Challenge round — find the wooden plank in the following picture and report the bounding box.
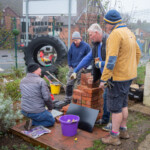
[11,121,109,150]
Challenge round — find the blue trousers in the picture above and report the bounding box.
[21,110,55,127]
[102,88,110,122]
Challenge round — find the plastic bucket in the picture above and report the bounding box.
[50,82,61,94]
[59,115,80,137]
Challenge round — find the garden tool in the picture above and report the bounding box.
[46,71,66,91]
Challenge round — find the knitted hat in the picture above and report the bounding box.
[104,10,122,25]
[72,31,81,39]
[27,63,40,73]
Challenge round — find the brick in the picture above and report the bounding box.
[82,104,91,108]
[83,87,101,94]
[72,93,82,100]
[72,98,82,104]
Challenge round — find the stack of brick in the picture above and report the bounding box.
[72,73,104,120]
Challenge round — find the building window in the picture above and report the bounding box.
[32,22,34,26]
[48,22,52,26]
[48,28,51,32]
[38,21,40,26]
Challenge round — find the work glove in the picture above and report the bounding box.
[94,57,101,68]
[70,72,77,80]
[95,61,102,68]
[104,80,114,89]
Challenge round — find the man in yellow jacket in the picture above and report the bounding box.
[100,10,141,145]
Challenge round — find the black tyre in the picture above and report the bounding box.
[24,35,67,74]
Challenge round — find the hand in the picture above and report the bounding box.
[70,72,77,80]
[95,61,101,68]
[99,82,105,91]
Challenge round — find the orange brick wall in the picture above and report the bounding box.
[72,73,103,120]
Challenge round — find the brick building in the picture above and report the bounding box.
[0,0,105,48]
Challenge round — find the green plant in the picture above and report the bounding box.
[86,140,106,150]
[0,93,23,132]
[11,67,25,79]
[0,146,9,150]
[135,65,146,84]
[57,65,69,84]
[4,79,21,101]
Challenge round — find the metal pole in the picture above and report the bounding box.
[68,0,71,50]
[14,17,18,69]
[52,16,55,36]
[26,0,29,46]
[85,0,88,41]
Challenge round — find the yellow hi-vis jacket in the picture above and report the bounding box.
[101,24,141,82]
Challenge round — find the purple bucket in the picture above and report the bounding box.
[59,115,80,137]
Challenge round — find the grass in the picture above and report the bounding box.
[138,130,150,143]
[86,140,106,150]
[136,65,146,84]
[127,112,149,129]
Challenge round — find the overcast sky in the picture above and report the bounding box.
[107,0,150,22]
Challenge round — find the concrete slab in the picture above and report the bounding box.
[129,104,150,115]
[11,121,109,150]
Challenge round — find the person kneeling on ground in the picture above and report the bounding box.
[20,63,55,131]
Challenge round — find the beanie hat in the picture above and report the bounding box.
[104,10,122,25]
[72,31,81,39]
[27,63,40,73]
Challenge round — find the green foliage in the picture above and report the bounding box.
[0,67,25,80]
[0,67,25,101]
[12,29,20,36]
[135,65,146,84]
[0,27,14,49]
[57,65,69,84]
[0,93,23,132]
[11,67,25,79]
[4,79,21,101]
[86,140,106,150]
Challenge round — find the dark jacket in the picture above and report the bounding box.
[92,32,108,82]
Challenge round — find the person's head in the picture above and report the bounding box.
[88,23,103,43]
[27,63,41,76]
[72,31,82,47]
[104,9,122,33]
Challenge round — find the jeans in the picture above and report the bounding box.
[21,110,55,127]
[102,88,110,123]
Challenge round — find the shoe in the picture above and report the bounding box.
[120,130,130,139]
[102,123,112,132]
[101,134,121,146]
[24,119,32,131]
[95,119,108,125]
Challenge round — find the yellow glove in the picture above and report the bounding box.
[70,72,77,80]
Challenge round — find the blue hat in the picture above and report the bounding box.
[104,10,122,25]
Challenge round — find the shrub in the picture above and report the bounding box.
[57,65,69,84]
[4,79,21,101]
[0,93,23,132]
